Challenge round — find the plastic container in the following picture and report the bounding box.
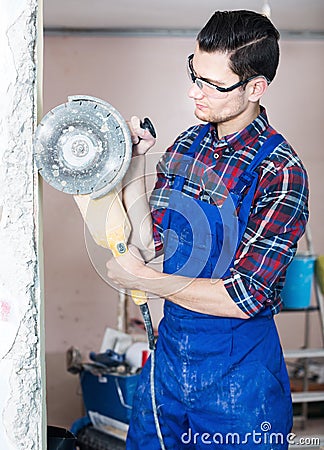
[47,426,76,450]
[315,255,324,295]
[125,342,149,370]
[281,255,315,309]
[80,371,139,424]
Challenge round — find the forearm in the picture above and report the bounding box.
[135,265,249,319]
[122,155,155,260]
[106,244,248,318]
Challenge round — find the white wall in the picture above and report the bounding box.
[0,0,45,448]
[43,34,324,427]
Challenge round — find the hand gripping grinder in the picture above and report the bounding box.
[34,95,156,349]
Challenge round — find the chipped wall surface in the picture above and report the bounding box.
[0,0,44,449]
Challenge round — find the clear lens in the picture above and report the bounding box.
[187,56,229,98]
[195,79,229,98]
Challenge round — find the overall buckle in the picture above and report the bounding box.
[231,172,255,197]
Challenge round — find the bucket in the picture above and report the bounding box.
[80,370,139,424]
[315,255,324,295]
[281,255,315,309]
[47,426,76,450]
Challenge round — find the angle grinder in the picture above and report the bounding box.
[34,95,156,349]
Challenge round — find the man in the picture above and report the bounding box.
[107,10,309,449]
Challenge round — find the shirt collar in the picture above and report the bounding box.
[210,106,269,153]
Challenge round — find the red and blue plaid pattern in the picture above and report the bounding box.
[149,108,309,316]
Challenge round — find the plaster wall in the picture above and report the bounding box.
[0,0,44,448]
[43,35,324,428]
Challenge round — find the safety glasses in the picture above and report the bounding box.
[187,54,269,97]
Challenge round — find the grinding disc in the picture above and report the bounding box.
[34,95,132,198]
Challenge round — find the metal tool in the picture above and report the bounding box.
[34,95,156,350]
[35,95,143,198]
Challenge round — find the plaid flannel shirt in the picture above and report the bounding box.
[149,108,309,316]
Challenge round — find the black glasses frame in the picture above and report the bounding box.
[187,54,268,93]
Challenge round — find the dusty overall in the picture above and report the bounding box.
[126,125,293,449]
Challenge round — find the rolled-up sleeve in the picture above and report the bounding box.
[149,153,172,253]
[223,162,309,317]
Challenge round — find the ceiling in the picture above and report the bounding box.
[44,0,324,35]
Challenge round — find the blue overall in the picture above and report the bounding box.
[127,125,293,449]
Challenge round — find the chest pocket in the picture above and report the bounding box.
[162,188,239,279]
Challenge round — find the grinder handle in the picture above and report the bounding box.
[108,228,148,307]
[109,235,155,349]
[140,117,157,138]
[130,289,148,306]
[107,225,147,306]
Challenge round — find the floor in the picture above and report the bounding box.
[290,417,324,449]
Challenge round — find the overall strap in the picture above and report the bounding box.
[231,133,285,248]
[247,134,284,173]
[173,123,211,191]
[230,134,285,199]
[185,123,211,157]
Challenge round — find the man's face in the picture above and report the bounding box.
[188,46,251,126]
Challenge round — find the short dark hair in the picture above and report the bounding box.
[197,10,280,83]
